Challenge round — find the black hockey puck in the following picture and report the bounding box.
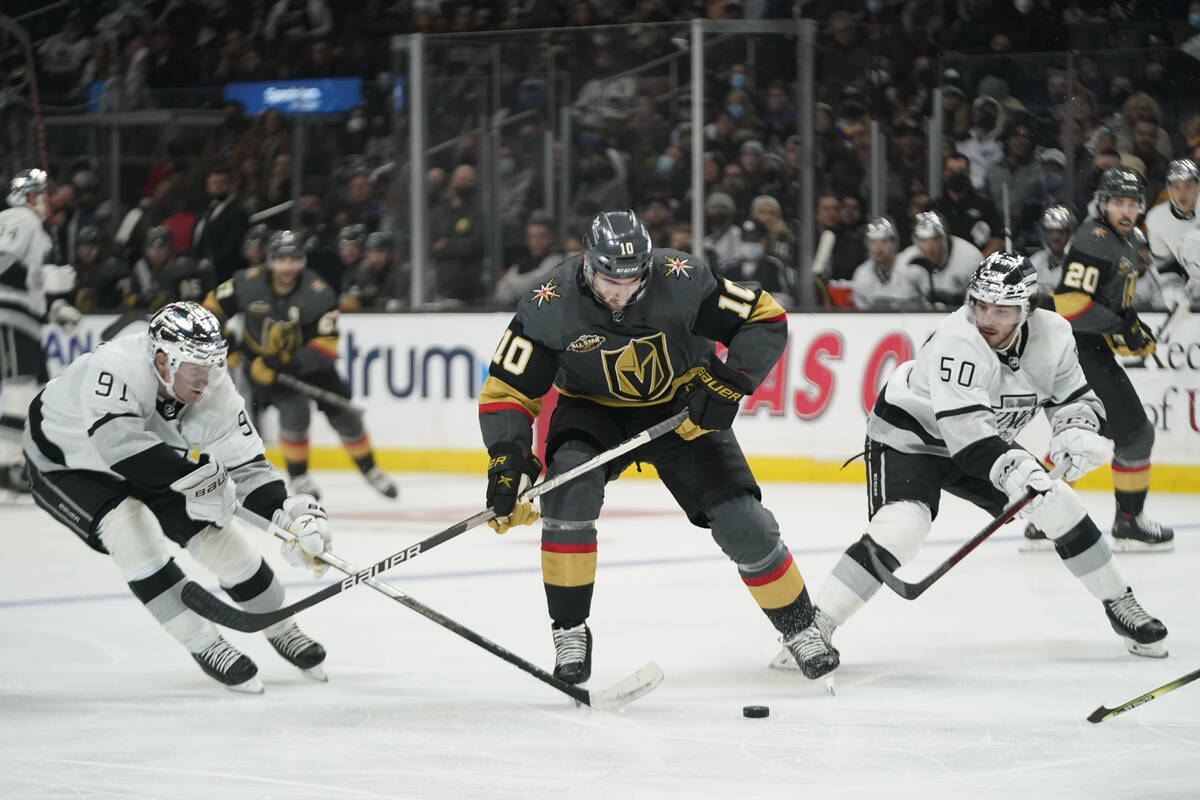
[742,705,769,718]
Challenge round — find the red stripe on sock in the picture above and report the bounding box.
[742,553,794,587]
[541,542,598,554]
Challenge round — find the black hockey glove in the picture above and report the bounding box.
[485,442,542,534]
[1106,307,1156,357]
[674,360,750,441]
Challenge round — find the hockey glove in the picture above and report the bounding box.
[40,263,76,294]
[250,355,281,386]
[486,442,542,534]
[274,494,332,577]
[674,361,750,441]
[170,454,237,529]
[1106,307,1156,357]
[989,450,1055,517]
[1049,407,1112,482]
[48,299,82,335]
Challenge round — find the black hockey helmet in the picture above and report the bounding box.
[365,230,393,250]
[338,223,368,249]
[1097,168,1146,212]
[146,225,173,250]
[244,223,272,247]
[78,224,104,246]
[268,230,306,261]
[967,251,1038,324]
[582,210,654,307]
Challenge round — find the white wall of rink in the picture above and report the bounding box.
[43,310,1200,487]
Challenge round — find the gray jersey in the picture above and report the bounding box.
[866,306,1103,479]
[897,235,982,308]
[24,330,279,500]
[0,204,54,337]
[850,257,928,310]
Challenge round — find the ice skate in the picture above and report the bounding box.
[1104,587,1168,658]
[1111,511,1174,552]
[362,465,398,499]
[267,620,328,681]
[1017,522,1054,552]
[289,472,322,501]
[552,622,592,685]
[781,609,840,680]
[0,462,34,505]
[192,636,264,693]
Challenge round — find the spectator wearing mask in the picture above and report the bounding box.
[430,164,487,305]
[933,152,1004,256]
[750,194,797,270]
[720,219,794,308]
[493,215,564,308]
[851,217,927,311]
[958,95,1005,190]
[703,192,741,270]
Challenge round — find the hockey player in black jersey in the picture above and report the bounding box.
[478,209,815,685]
[203,230,397,501]
[126,226,217,309]
[788,253,1168,682]
[1031,168,1173,551]
[23,302,330,692]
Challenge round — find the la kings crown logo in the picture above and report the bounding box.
[601,332,674,402]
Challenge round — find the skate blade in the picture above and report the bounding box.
[1110,538,1175,553]
[768,648,800,672]
[1126,640,1169,659]
[823,674,836,696]
[226,676,266,694]
[1017,538,1055,553]
[301,665,329,682]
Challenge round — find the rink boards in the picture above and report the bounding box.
[43,310,1200,490]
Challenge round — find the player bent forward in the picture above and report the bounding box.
[479,210,815,684]
[787,253,1168,680]
[23,302,332,693]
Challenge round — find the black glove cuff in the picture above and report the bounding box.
[701,357,753,395]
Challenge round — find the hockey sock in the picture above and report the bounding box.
[1052,516,1126,600]
[817,538,895,626]
[221,558,285,615]
[280,435,309,477]
[1112,460,1150,516]
[542,519,597,626]
[740,550,812,637]
[341,434,375,472]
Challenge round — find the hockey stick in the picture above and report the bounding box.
[1141,266,1191,345]
[1087,666,1200,723]
[1001,182,1013,252]
[274,372,366,416]
[865,459,1070,600]
[202,509,664,708]
[181,410,689,632]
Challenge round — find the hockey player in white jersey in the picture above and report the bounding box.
[897,211,982,308]
[1144,159,1200,274]
[23,301,330,693]
[851,217,928,310]
[1028,204,1074,294]
[784,252,1168,681]
[0,169,81,497]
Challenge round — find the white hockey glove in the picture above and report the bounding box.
[274,494,332,577]
[989,450,1055,517]
[1049,408,1112,482]
[40,264,76,294]
[48,299,82,334]
[170,456,237,528]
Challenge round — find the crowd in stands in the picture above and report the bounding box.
[3,0,1200,313]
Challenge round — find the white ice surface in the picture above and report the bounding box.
[2,474,1198,800]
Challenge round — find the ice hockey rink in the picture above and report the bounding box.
[2,472,1197,800]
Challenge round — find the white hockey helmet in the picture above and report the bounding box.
[864,216,898,242]
[912,210,947,244]
[7,168,49,208]
[967,251,1039,324]
[148,301,228,399]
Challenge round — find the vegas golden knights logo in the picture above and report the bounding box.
[601,332,674,402]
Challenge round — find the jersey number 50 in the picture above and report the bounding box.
[1063,262,1100,293]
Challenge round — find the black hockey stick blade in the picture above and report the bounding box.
[1087,667,1200,724]
[865,460,1069,600]
[181,411,690,633]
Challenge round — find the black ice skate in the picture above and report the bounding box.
[552,622,592,685]
[267,621,328,681]
[1104,587,1168,658]
[1018,522,1054,552]
[782,609,840,680]
[1111,511,1174,552]
[0,462,33,504]
[362,465,398,499]
[192,636,263,694]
